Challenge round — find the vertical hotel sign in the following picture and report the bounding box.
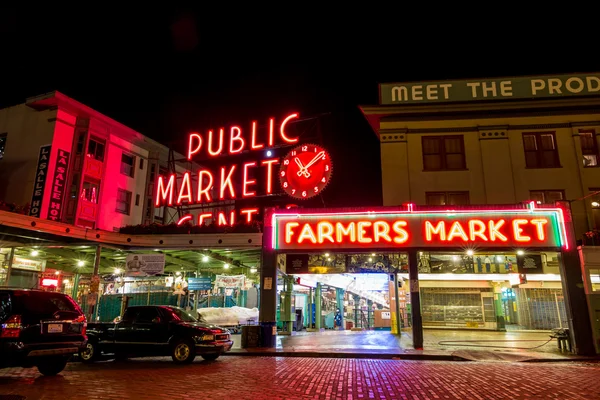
[47,149,70,222]
[28,144,51,218]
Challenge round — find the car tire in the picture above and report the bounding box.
[201,353,220,361]
[171,338,196,364]
[80,342,98,363]
[37,356,68,376]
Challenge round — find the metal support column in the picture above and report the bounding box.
[393,272,402,335]
[367,299,373,329]
[259,217,278,347]
[353,294,360,327]
[557,201,595,355]
[335,288,345,330]
[315,282,322,330]
[3,247,15,286]
[408,250,423,349]
[71,273,80,299]
[88,245,102,322]
[307,287,313,329]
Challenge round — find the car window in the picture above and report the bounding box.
[135,308,159,323]
[122,308,139,323]
[0,293,11,323]
[167,307,197,323]
[12,292,81,323]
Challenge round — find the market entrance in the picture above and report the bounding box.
[260,202,574,351]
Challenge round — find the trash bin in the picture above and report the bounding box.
[241,325,261,348]
[259,321,277,347]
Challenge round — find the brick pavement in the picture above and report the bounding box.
[0,357,598,400]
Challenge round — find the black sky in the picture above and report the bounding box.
[1,7,599,208]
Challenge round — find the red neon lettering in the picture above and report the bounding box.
[229,126,244,154]
[177,215,193,225]
[229,210,235,225]
[208,129,224,156]
[317,221,335,243]
[357,221,372,243]
[298,224,317,243]
[219,165,236,199]
[530,218,548,241]
[217,212,229,226]
[188,133,202,160]
[177,172,193,204]
[447,221,469,242]
[373,221,391,242]
[280,113,299,143]
[198,213,212,225]
[268,118,275,147]
[285,222,300,244]
[156,175,175,206]
[336,222,356,242]
[261,159,279,194]
[251,121,264,150]
[513,219,531,242]
[392,221,409,244]
[468,220,488,241]
[243,162,257,197]
[197,170,213,203]
[241,208,259,223]
[489,220,508,242]
[425,221,446,241]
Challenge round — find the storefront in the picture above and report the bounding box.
[260,201,575,348]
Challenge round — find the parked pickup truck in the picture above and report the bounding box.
[80,305,233,364]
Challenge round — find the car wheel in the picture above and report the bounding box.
[37,356,68,376]
[201,353,220,361]
[80,342,98,363]
[171,338,196,364]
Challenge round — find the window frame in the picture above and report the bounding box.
[425,191,470,206]
[421,135,467,171]
[580,129,599,168]
[116,188,132,215]
[522,131,561,169]
[120,153,136,178]
[529,189,565,205]
[87,137,106,162]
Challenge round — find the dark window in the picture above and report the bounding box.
[426,191,470,206]
[522,132,560,168]
[422,135,466,171]
[81,180,100,203]
[529,190,565,205]
[139,158,144,170]
[166,307,197,322]
[75,131,86,155]
[150,164,156,181]
[0,132,7,160]
[121,153,135,177]
[11,292,82,324]
[87,138,105,161]
[0,293,11,323]
[135,307,159,323]
[122,307,139,323]
[116,189,132,215]
[580,130,599,167]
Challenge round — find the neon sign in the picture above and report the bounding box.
[271,205,567,250]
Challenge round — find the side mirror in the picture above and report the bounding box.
[113,316,122,323]
[152,317,161,323]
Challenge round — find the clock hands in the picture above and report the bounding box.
[295,151,325,178]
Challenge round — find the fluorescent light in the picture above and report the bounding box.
[30,250,39,257]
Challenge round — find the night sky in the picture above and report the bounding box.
[2,8,598,208]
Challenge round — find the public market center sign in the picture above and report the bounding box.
[379,72,600,105]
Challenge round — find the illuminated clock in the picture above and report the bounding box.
[279,144,333,200]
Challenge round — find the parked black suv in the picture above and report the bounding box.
[0,289,87,376]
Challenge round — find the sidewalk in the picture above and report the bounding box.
[224,329,598,362]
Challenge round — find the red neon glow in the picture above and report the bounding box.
[156,174,175,206]
[531,219,548,240]
[177,215,193,225]
[251,121,264,150]
[513,219,531,242]
[188,133,202,160]
[219,165,236,199]
[268,118,275,147]
[243,162,257,197]
[197,170,213,203]
[177,172,193,204]
[198,213,212,225]
[262,159,279,194]
[42,278,58,287]
[217,211,235,226]
[230,126,244,154]
[241,208,259,223]
[425,219,509,243]
[280,113,299,143]
[279,144,333,200]
[208,129,224,156]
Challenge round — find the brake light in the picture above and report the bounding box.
[1,315,22,338]
[74,314,87,336]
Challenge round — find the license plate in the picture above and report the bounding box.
[48,323,63,333]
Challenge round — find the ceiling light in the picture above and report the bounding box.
[223,263,230,269]
[77,260,85,267]
[371,253,376,256]
[368,258,373,262]
[517,250,525,256]
[114,268,121,275]
[324,253,330,257]
[592,201,600,207]
[466,250,474,256]
[63,279,69,284]
[30,250,39,257]
[176,271,181,276]
[202,255,209,262]
[250,268,257,273]
[54,270,60,275]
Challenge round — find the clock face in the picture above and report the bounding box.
[279,144,333,200]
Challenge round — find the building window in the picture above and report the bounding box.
[580,130,599,167]
[0,132,7,160]
[422,135,466,171]
[81,180,100,203]
[116,189,132,215]
[135,194,140,206]
[426,191,470,206]
[120,153,135,178]
[87,137,105,161]
[522,132,560,168]
[75,131,86,155]
[139,158,144,170]
[529,190,564,205]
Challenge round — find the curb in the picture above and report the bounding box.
[222,351,470,361]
